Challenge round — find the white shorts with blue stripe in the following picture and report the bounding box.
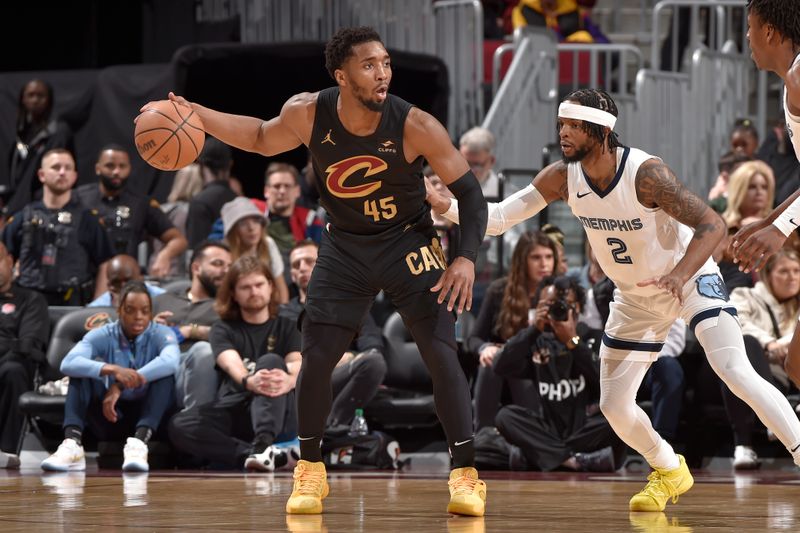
[600,270,738,362]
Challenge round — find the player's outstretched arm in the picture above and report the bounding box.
[635,159,725,303]
[405,108,487,313]
[137,92,313,157]
[426,161,566,236]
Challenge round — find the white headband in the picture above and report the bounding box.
[558,102,617,130]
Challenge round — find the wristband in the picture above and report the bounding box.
[241,375,250,392]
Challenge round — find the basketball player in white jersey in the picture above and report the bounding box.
[731,0,800,271]
[427,88,800,512]
[732,0,800,387]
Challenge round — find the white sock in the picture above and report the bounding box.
[599,358,680,471]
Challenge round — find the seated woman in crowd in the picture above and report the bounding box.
[724,250,800,469]
[221,197,289,304]
[493,275,626,472]
[720,160,775,230]
[468,230,560,430]
[41,281,180,473]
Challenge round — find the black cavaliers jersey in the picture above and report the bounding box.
[309,87,430,236]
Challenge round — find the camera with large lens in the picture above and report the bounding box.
[548,299,571,321]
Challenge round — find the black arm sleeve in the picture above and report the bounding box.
[446,170,487,263]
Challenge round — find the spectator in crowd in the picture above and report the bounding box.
[468,231,559,430]
[186,138,238,248]
[2,149,114,305]
[154,241,232,410]
[637,320,686,443]
[721,160,775,230]
[150,163,204,277]
[298,150,321,209]
[168,256,301,471]
[41,281,180,472]
[707,151,753,209]
[2,79,74,217]
[75,144,187,278]
[494,275,626,471]
[0,241,48,468]
[459,128,499,198]
[759,120,800,204]
[512,0,609,43]
[280,240,386,428]
[88,254,166,308]
[712,226,755,293]
[221,197,289,304]
[729,118,760,159]
[263,162,324,264]
[725,249,800,469]
[542,223,570,274]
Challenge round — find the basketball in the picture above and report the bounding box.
[135,100,205,171]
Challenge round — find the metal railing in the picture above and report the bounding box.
[650,0,767,148]
[651,0,747,71]
[482,27,557,171]
[630,42,751,197]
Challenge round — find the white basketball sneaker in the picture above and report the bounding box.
[122,437,150,472]
[733,445,760,470]
[41,439,86,472]
[244,445,288,472]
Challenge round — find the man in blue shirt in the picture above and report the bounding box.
[41,281,179,473]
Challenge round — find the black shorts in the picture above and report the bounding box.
[305,223,449,330]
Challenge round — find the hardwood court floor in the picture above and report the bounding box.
[0,466,798,532]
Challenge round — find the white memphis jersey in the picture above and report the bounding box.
[566,146,716,297]
[786,53,800,160]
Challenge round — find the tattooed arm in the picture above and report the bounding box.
[635,159,725,302]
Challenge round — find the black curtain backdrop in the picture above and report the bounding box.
[0,43,449,202]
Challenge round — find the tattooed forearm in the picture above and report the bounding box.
[635,160,708,228]
[692,221,722,241]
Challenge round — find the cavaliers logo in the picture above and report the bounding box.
[84,312,112,331]
[325,155,387,199]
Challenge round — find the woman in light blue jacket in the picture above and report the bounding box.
[41,280,180,473]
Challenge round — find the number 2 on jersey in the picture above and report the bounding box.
[606,237,632,264]
[364,196,397,222]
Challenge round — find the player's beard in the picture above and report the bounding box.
[357,93,385,112]
[561,143,592,163]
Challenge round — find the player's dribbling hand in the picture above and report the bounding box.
[431,257,474,313]
[135,92,192,123]
[637,274,685,304]
[730,223,786,273]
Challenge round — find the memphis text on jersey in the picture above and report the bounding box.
[577,216,643,232]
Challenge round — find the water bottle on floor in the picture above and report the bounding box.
[349,408,369,437]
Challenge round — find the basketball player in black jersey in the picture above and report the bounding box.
[140,27,488,516]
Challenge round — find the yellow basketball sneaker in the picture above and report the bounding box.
[629,454,693,512]
[447,467,487,516]
[286,460,329,514]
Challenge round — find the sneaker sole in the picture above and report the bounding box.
[244,457,275,472]
[122,461,149,472]
[41,459,86,472]
[447,500,485,517]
